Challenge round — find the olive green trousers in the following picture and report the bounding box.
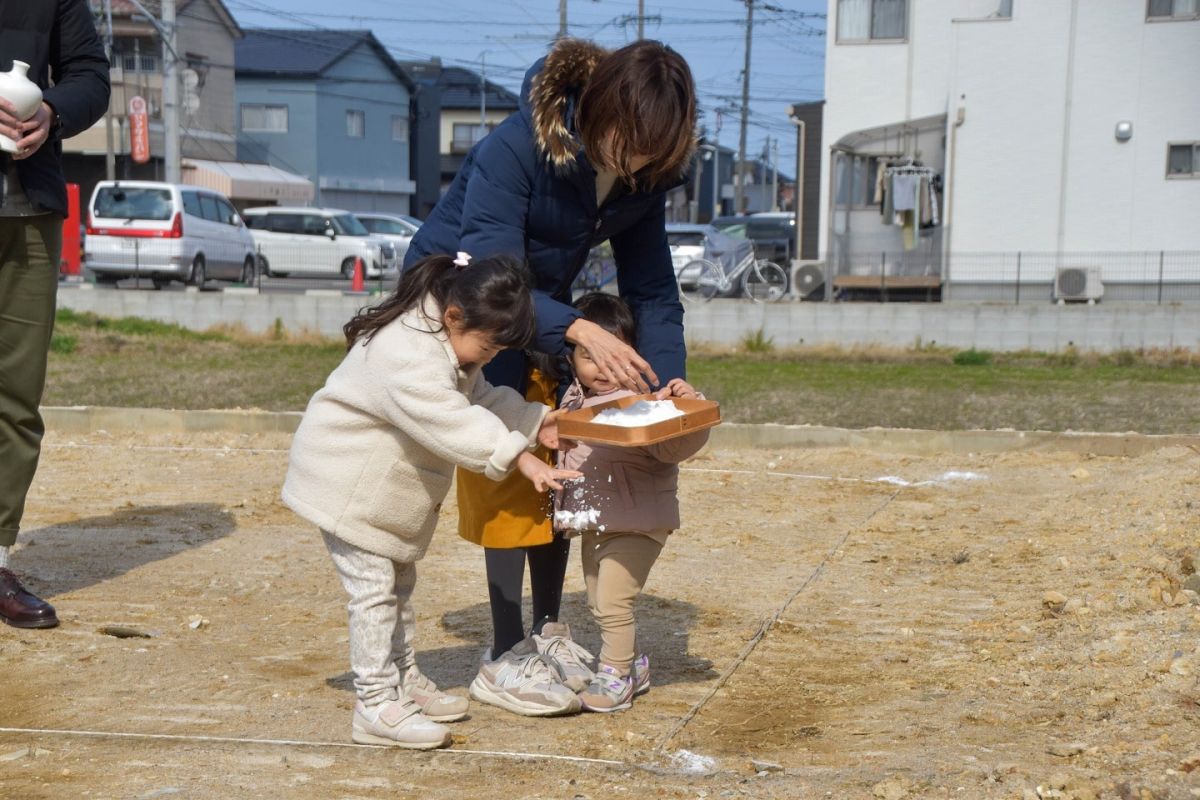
[0,214,62,547]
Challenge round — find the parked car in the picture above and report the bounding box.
[241,206,398,279]
[85,180,257,287]
[711,213,796,263]
[710,214,749,238]
[355,213,421,264]
[666,223,712,270]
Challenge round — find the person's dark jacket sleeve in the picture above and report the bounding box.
[458,130,583,356]
[610,195,687,383]
[43,0,110,140]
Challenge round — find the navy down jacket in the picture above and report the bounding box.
[405,39,687,390]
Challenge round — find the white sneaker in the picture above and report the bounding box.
[533,621,595,692]
[401,665,469,722]
[351,697,451,749]
[469,639,582,717]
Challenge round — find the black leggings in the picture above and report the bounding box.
[484,535,571,656]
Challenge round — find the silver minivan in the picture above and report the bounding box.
[241,207,398,279]
[355,213,420,264]
[85,181,257,287]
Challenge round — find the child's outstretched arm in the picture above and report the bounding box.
[368,355,548,482]
[516,451,581,492]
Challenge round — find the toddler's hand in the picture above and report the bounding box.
[537,408,570,450]
[517,452,582,492]
[654,378,700,400]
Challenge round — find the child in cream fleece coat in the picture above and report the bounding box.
[283,253,579,749]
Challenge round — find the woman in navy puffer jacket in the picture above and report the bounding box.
[404,38,696,715]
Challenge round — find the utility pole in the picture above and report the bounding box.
[638,0,645,39]
[479,52,487,141]
[162,0,180,182]
[770,136,778,212]
[102,0,115,180]
[559,0,568,38]
[736,0,753,215]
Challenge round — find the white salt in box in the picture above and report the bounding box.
[557,394,721,447]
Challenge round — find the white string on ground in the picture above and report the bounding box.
[654,488,903,752]
[44,443,290,454]
[0,727,624,766]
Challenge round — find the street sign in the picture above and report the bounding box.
[128,95,150,164]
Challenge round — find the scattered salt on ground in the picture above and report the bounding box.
[669,749,717,774]
[554,508,600,530]
[591,399,684,428]
[876,471,987,487]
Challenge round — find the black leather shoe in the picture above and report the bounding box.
[0,568,59,628]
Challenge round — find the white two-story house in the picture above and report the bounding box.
[821,0,1200,301]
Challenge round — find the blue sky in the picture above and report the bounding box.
[223,0,828,180]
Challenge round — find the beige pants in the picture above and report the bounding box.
[580,531,664,675]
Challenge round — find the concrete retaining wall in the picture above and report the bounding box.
[57,286,1200,353]
[41,407,1200,457]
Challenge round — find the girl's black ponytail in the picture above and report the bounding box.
[343,254,536,352]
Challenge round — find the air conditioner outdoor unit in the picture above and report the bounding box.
[1054,266,1103,304]
[790,261,825,300]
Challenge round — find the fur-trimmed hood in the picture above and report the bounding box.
[522,38,609,169]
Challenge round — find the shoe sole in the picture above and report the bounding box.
[421,709,469,723]
[581,698,633,713]
[351,729,451,749]
[0,614,59,629]
[469,676,581,717]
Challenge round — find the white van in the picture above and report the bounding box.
[241,207,398,279]
[85,181,257,287]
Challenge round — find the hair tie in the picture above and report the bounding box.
[453,251,471,269]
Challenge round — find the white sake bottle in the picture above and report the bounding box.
[0,61,44,154]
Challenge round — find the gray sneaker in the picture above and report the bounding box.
[533,621,595,692]
[402,665,469,722]
[351,698,451,749]
[579,663,634,713]
[469,639,582,717]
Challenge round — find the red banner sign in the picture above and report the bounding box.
[128,95,150,164]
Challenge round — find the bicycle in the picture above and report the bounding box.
[676,253,789,303]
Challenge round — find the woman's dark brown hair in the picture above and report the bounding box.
[343,254,535,352]
[577,40,697,190]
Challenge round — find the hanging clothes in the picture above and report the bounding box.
[892,173,919,211]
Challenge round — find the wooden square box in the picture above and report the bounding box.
[557,394,722,447]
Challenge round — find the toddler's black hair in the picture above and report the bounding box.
[572,292,637,345]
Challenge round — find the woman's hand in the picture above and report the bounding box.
[654,378,700,400]
[517,451,582,492]
[565,318,658,393]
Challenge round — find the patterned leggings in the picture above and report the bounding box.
[323,531,418,706]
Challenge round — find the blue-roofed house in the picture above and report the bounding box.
[235,29,416,214]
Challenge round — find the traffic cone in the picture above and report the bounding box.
[351,257,365,292]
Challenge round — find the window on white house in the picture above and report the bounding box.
[834,153,897,207]
[451,122,494,153]
[346,110,365,138]
[391,115,409,143]
[1167,143,1200,177]
[837,0,907,42]
[1148,0,1199,19]
[957,0,1013,19]
[240,104,288,133]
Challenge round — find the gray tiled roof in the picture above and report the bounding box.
[236,28,412,88]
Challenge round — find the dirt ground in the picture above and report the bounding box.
[1,428,1198,800]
